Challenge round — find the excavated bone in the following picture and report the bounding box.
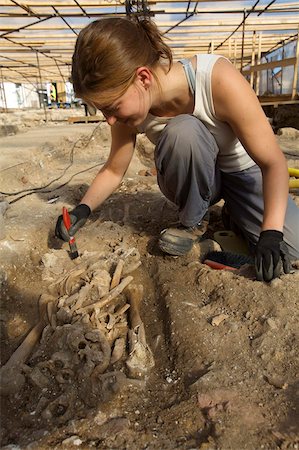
[50,351,73,370]
[122,248,141,275]
[110,259,124,290]
[64,268,87,295]
[110,337,126,364]
[1,320,45,371]
[56,306,73,324]
[70,284,91,312]
[85,331,111,374]
[77,275,133,314]
[123,260,142,276]
[47,302,57,329]
[125,284,155,379]
[39,293,56,319]
[36,360,55,378]
[41,390,75,424]
[66,328,88,352]
[85,330,106,343]
[51,267,86,297]
[28,366,51,389]
[58,296,67,308]
[106,313,117,331]
[91,269,111,297]
[106,323,128,345]
[64,292,79,307]
[55,368,74,384]
[80,313,92,325]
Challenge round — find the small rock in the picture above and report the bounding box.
[62,435,82,446]
[211,314,229,327]
[94,410,107,426]
[264,375,288,389]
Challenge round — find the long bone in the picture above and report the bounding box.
[110,259,124,290]
[125,284,155,379]
[77,275,133,314]
[0,293,55,395]
[0,320,45,395]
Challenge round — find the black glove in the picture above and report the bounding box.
[255,230,291,282]
[55,204,91,242]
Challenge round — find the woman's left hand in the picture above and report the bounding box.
[255,230,291,281]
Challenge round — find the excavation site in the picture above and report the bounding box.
[0,108,298,449]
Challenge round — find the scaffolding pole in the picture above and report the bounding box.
[291,29,299,100]
[36,51,48,122]
[0,68,8,111]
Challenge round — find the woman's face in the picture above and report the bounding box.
[92,69,153,128]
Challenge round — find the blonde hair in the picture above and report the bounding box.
[72,17,172,107]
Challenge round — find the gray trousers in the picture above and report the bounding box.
[154,114,299,259]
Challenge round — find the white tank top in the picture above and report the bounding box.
[136,54,256,173]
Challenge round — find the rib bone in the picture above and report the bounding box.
[77,276,133,314]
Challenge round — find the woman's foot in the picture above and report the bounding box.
[158,213,209,256]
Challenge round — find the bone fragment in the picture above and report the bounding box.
[1,320,45,371]
[123,261,142,276]
[115,303,131,316]
[77,276,133,314]
[47,302,57,329]
[127,284,143,329]
[39,293,56,321]
[110,259,124,290]
[110,337,126,364]
[71,284,91,312]
[0,320,45,395]
[211,314,229,327]
[125,284,155,378]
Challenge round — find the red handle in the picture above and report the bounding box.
[203,259,237,271]
[62,207,71,231]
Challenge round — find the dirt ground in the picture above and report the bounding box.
[0,109,299,450]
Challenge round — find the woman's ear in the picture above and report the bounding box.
[136,67,153,89]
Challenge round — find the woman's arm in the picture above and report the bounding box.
[212,57,289,232]
[80,122,136,211]
[55,122,136,242]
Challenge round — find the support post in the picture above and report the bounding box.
[291,30,299,100]
[36,51,47,122]
[240,9,246,73]
[250,31,256,88]
[255,33,262,96]
[0,68,7,111]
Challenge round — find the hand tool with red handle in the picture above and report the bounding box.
[62,207,79,259]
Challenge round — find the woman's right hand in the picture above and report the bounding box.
[55,204,91,241]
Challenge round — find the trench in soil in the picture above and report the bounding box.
[1,249,209,448]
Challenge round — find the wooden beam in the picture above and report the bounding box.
[242,57,296,74]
